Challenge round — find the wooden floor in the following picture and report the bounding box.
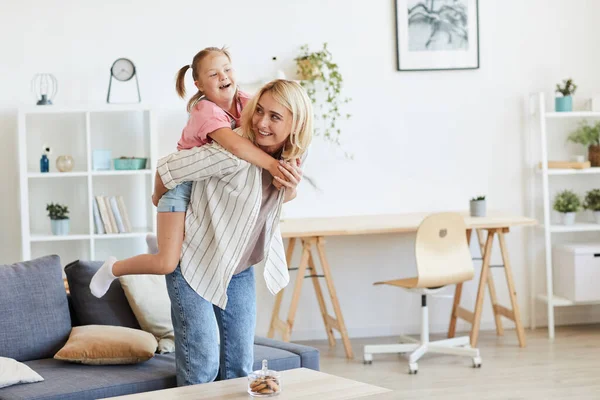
[296,325,600,400]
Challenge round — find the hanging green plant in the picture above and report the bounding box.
[295,43,351,153]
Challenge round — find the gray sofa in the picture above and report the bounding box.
[0,255,319,400]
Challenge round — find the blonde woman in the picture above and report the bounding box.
[154,79,313,386]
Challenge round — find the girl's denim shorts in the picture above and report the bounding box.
[157,181,192,213]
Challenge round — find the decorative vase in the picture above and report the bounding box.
[40,154,49,173]
[470,200,486,217]
[51,219,70,235]
[560,212,576,225]
[594,211,600,224]
[56,155,74,172]
[555,96,572,112]
[588,145,600,167]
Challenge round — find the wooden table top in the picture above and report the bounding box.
[280,211,537,238]
[106,367,392,399]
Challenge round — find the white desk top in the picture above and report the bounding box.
[280,211,536,238]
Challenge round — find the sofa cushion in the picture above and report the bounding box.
[0,255,72,362]
[54,325,157,365]
[0,354,176,400]
[64,260,140,329]
[119,275,175,354]
[253,344,301,372]
[254,336,320,371]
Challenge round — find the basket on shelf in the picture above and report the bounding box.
[113,157,147,170]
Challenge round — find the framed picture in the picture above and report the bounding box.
[395,0,479,71]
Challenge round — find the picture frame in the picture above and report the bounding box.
[395,0,479,71]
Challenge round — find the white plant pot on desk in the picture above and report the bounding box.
[469,200,486,217]
[594,211,600,224]
[560,212,576,225]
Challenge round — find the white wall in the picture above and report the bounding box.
[2,0,600,340]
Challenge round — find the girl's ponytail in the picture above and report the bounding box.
[175,65,190,99]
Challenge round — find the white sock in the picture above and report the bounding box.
[146,233,159,255]
[89,256,117,298]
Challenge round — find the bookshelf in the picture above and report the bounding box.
[18,105,158,264]
[528,92,600,340]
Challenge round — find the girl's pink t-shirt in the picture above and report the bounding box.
[177,90,252,151]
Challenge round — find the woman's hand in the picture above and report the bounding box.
[273,159,302,202]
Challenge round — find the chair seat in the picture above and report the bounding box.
[374,278,418,288]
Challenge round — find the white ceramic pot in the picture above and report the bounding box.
[51,219,70,235]
[470,200,486,217]
[561,212,576,225]
[594,211,600,224]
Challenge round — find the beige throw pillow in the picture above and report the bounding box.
[54,325,157,365]
[0,357,44,388]
[119,274,175,353]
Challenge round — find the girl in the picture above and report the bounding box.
[154,79,312,384]
[90,47,286,298]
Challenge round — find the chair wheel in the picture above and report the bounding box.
[408,363,418,374]
[363,360,372,365]
[472,356,482,368]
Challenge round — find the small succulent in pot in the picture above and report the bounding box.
[555,78,577,112]
[567,120,600,166]
[553,190,581,225]
[46,202,70,235]
[470,195,486,217]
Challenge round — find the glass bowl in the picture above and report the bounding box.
[247,359,281,397]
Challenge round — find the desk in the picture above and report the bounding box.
[268,212,536,359]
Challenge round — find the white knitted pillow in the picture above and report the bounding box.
[0,357,44,389]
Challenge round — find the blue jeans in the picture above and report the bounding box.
[166,264,256,386]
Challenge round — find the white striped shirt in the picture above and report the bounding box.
[156,141,290,309]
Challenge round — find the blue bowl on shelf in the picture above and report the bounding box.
[113,158,147,170]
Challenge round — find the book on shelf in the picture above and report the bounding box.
[94,195,134,234]
[109,196,126,233]
[103,196,118,233]
[539,160,591,169]
[95,195,113,233]
[92,198,105,234]
[116,196,133,233]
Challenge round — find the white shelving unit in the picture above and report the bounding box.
[529,92,600,340]
[18,104,158,264]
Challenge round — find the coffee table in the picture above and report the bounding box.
[106,368,391,399]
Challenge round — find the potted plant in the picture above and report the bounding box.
[583,189,600,224]
[46,202,70,235]
[555,78,577,112]
[567,120,600,166]
[469,195,486,217]
[294,43,351,152]
[553,190,581,225]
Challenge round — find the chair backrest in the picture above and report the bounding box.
[413,212,474,288]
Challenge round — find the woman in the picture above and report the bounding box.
[153,79,313,386]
